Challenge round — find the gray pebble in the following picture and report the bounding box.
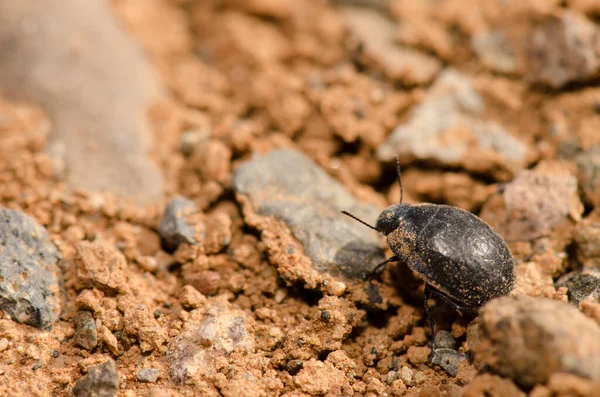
[159,197,198,252]
[232,149,384,281]
[0,208,61,329]
[431,348,466,377]
[434,330,457,350]
[556,268,600,306]
[73,311,98,350]
[377,69,527,180]
[136,368,160,383]
[472,30,517,74]
[73,359,119,397]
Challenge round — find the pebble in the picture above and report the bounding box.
[158,197,199,253]
[122,303,167,353]
[75,241,128,294]
[556,268,600,306]
[526,10,600,88]
[73,311,98,350]
[184,270,221,296]
[377,69,528,180]
[136,368,160,383]
[467,296,600,387]
[180,285,207,310]
[73,359,119,397]
[0,0,164,202]
[576,147,600,208]
[0,208,61,329]
[340,6,441,85]
[232,149,385,285]
[472,30,518,74]
[0,338,9,352]
[434,330,457,350]
[166,299,253,384]
[431,348,466,377]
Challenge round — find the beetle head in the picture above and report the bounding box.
[376,203,410,236]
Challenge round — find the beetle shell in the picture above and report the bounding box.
[386,203,516,307]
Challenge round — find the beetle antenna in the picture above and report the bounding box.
[341,210,379,232]
[395,155,403,204]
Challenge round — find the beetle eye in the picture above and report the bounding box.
[375,206,401,236]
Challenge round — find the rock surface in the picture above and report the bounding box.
[468,296,600,387]
[158,197,199,252]
[73,311,99,350]
[556,268,600,306]
[0,0,163,201]
[0,208,60,329]
[232,148,385,288]
[73,359,119,397]
[377,69,528,180]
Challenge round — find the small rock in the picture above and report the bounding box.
[203,212,232,254]
[467,296,600,387]
[340,6,441,85]
[480,162,583,240]
[184,270,221,296]
[377,69,528,180]
[180,285,207,310]
[0,338,9,352]
[73,311,98,350]
[398,366,414,387]
[431,348,466,377]
[98,325,119,356]
[73,359,119,397]
[526,11,600,88]
[122,303,167,353]
[75,241,128,294]
[136,368,160,383]
[576,147,600,208]
[434,330,457,350]
[556,268,600,306]
[232,149,384,287]
[159,197,198,253]
[166,299,253,384]
[574,216,600,268]
[0,208,61,329]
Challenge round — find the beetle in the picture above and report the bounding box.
[341,157,516,352]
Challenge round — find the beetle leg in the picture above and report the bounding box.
[365,256,399,280]
[423,284,437,363]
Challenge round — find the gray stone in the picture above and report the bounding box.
[377,69,528,180]
[0,208,60,329]
[159,197,199,253]
[468,296,600,388]
[430,348,466,377]
[73,359,119,397]
[232,149,384,282]
[556,268,600,306]
[136,368,160,383]
[73,311,98,350]
[0,0,164,202]
[526,11,600,88]
[434,330,457,350]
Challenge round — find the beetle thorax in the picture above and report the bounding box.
[375,204,411,236]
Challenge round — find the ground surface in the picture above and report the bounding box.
[1,0,600,396]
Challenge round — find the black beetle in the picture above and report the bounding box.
[342,157,516,350]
